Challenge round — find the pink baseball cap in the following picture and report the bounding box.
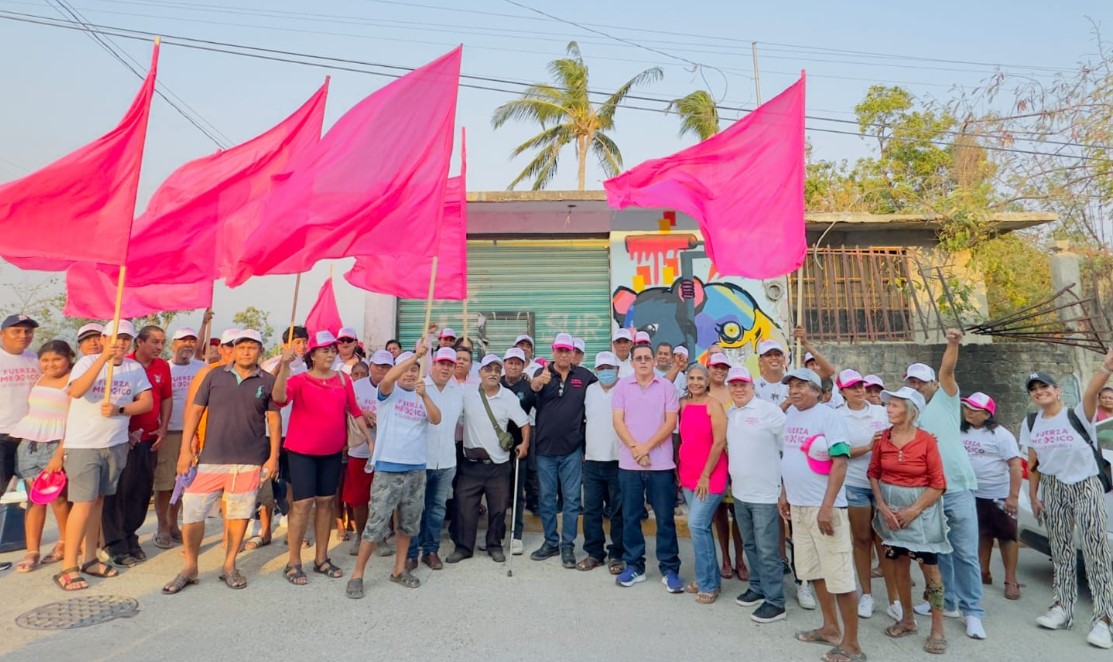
[552,333,575,351]
[726,366,752,383]
[634,331,651,345]
[439,327,458,340]
[961,392,996,416]
[674,346,689,358]
[708,353,731,368]
[337,327,358,341]
[801,434,834,475]
[756,340,785,356]
[30,470,67,505]
[307,330,337,351]
[433,347,457,363]
[836,369,865,389]
[863,374,885,389]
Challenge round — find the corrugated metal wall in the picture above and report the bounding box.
[397,238,611,358]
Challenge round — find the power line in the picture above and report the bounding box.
[0,10,1108,164]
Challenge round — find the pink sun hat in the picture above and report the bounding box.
[800,434,834,475]
[29,470,67,505]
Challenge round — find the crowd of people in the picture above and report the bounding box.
[3,312,1113,658]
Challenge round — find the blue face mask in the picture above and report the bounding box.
[597,369,618,386]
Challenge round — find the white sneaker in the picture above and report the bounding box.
[858,593,875,618]
[966,615,987,640]
[797,582,817,610]
[1087,621,1113,649]
[511,538,524,556]
[1036,605,1070,630]
[913,602,960,618]
[887,601,903,621]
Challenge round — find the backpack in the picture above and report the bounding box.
[1026,408,1113,493]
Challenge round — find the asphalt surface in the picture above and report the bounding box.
[1,511,1112,661]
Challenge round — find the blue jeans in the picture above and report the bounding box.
[619,469,680,576]
[536,451,582,549]
[939,489,985,618]
[734,500,786,609]
[582,460,623,561]
[407,466,456,559]
[684,488,724,593]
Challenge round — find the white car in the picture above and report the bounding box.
[1017,417,1113,562]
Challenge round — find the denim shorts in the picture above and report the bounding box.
[845,484,875,508]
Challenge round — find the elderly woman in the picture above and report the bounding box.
[869,386,950,655]
[678,364,728,603]
[1023,352,1113,649]
[959,392,1022,600]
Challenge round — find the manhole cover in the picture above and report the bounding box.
[15,595,139,630]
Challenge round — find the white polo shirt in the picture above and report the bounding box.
[424,376,464,470]
[461,384,529,464]
[584,382,621,462]
[727,396,787,504]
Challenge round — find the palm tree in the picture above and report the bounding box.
[668,90,721,141]
[492,41,662,190]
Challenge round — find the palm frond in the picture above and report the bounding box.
[666,90,721,141]
[598,66,664,126]
[591,131,623,176]
[510,123,574,158]
[508,140,564,191]
[491,97,569,129]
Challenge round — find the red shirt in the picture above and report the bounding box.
[127,354,172,437]
[867,428,947,490]
[283,372,363,456]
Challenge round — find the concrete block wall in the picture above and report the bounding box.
[822,341,1076,433]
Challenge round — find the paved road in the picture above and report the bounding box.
[1,514,1111,661]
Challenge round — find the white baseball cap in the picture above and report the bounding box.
[552,333,575,351]
[233,329,264,345]
[503,347,526,363]
[307,330,337,351]
[103,319,136,338]
[804,352,816,364]
[612,329,633,343]
[433,347,458,363]
[396,351,416,364]
[674,346,689,358]
[863,374,885,389]
[370,350,394,366]
[594,351,618,368]
[77,323,104,341]
[220,328,243,346]
[836,369,865,389]
[903,363,936,383]
[726,366,753,383]
[171,327,199,341]
[708,353,731,368]
[514,334,534,346]
[634,331,651,345]
[337,327,358,341]
[479,354,503,369]
[881,386,927,414]
[781,368,822,388]
[756,340,785,356]
[439,327,458,340]
[573,337,585,353]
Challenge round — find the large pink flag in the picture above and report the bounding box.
[0,42,159,266]
[120,80,328,287]
[227,46,462,287]
[64,263,211,318]
[305,277,343,337]
[604,74,806,279]
[345,130,467,299]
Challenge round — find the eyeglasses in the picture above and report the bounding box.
[338,338,356,344]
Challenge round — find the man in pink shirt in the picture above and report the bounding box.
[611,344,682,591]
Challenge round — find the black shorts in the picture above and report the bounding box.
[287,451,343,501]
[0,434,19,489]
[885,545,939,566]
[975,496,1018,542]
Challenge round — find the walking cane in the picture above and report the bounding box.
[507,454,521,578]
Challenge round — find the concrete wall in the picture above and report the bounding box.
[822,341,1077,433]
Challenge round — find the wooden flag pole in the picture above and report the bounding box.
[420,256,439,377]
[794,267,804,369]
[101,266,128,405]
[462,297,468,341]
[287,272,303,347]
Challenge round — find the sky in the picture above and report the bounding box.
[0,0,1109,339]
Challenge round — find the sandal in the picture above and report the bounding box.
[218,569,247,589]
[80,560,119,578]
[736,562,749,582]
[576,557,602,572]
[16,551,40,573]
[242,536,270,551]
[389,570,421,589]
[720,560,733,579]
[884,622,918,638]
[284,563,308,585]
[346,577,365,599]
[695,590,719,604]
[162,573,198,595]
[313,558,344,578]
[170,531,183,543]
[53,566,88,591]
[981,571,992,585]
[795,629,841,646]
[153,534,174,549]
[1004,581,1022,600]
[923,636,947,655]
[684,581,700,594]
[41,543,64,564]
[607,559,625,575]
[822,646,868,662]
[870,565,883,578]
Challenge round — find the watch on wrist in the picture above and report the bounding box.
[117,406,125,415]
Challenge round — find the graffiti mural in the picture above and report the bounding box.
[610,223,788,368]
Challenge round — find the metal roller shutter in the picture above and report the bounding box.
[397,238,611,359]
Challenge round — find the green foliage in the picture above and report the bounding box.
[491,41,663,190]
[667,90,720,142]
[973,234,1053,320]
[232,306,275,346]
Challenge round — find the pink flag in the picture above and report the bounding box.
[64,263,212,319]
[227,46,462,287]
[305,277,343,337]
[0,42,158,266]
[604,75,806,279]
[120,80,328,287]
[345,130,467,299]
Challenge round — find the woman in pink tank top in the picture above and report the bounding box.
[678,364,728,603]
